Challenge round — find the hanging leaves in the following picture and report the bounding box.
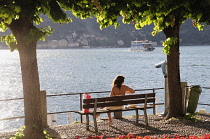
[192,21,204,31]
[0,34,17,52]
[24,26,54,45]
[91,0,102,12]
[162,37,178,55]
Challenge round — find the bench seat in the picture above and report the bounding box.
[76,104,155,114]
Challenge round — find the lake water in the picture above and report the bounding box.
[0,46,210,131]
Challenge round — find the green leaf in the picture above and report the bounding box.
[34,17,43,25]
[135,23,142,29]
[109,19,113,25]
[0,34,17,52]
[48,0,71,23]
[162,37,178,55]
[110,2,116,6]
[197,24,204,30]
[0,22,8,32]
[9,42,17,52]
[39,26,55,41]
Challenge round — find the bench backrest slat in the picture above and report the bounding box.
[83,93,155,109]
[83,93,155,103]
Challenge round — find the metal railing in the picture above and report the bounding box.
[0,88,164,122]
[0,86,209,124]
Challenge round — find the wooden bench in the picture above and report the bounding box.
[75,93,156,132]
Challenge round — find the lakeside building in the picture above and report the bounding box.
[58,39,68,47]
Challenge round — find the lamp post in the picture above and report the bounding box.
[155,61,169,116]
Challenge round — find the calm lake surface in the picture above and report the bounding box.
[0,46,210,130]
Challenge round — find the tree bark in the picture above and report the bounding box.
[9,19,45,139]
[163,12,184,119]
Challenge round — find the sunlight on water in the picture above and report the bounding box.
[0,50,22,99]
[0,46,210,130]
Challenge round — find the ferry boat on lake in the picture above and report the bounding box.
[129,40,155,51]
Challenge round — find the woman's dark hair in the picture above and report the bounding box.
[112,75,125,89]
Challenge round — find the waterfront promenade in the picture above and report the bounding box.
[0,114,210,139]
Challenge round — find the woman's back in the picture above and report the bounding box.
[110,85,135,97]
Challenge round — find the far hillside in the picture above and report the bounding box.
[43,13,210,47]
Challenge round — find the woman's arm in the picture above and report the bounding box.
[110,87,115,97]
[125,85,135,94]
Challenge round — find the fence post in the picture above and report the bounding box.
[153,88,156,115]
[181,82,188,115]
[114,112,122,119]
[47,114,58,126]
[47,114,51,126]
[40,90,49,128]
[80,93,83,123]
[155,96,158,115]
[68,112,74,124]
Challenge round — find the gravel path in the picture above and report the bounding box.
[1,114,210,139]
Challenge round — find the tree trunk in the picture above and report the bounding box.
[163,14,184,119]
[9,19,45,139]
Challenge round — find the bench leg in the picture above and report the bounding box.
[86,115,90,131]
[144,109,148,126]
[93,113,98,132]
[135,109,139,124]
[93,99,98,132]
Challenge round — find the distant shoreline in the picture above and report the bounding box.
[0,45,210,50]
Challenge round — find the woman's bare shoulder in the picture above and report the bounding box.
[122,85,129,88]
[112,86,118,90]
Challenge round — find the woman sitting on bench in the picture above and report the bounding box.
[107,75,135,126]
